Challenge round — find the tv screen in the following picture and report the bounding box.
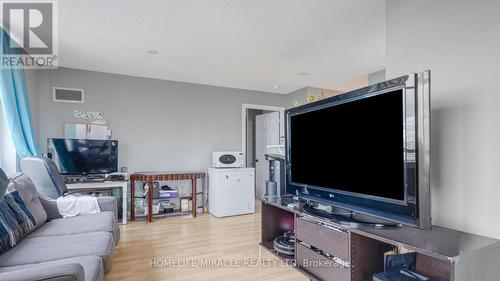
[286,71,431,229]
[47,138,118,174]
[290,89,405,202]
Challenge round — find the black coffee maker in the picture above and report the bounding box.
[265,154,285,198]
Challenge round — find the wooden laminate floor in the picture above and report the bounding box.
[107,209,308,281]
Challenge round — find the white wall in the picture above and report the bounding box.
[0,105,17,174]
[0,69,37,173]
[386,0,500,238]
[37,68,286,173]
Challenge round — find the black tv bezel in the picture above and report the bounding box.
[285,72,431,229]
[47,138,119,175]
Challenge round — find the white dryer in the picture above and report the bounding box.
[208,168,255,217]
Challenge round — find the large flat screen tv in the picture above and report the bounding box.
[47,138,118,175]
[286,71,431,229]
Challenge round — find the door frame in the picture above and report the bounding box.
[241,104,285,167]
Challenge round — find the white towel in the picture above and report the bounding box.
[56,195,100,217]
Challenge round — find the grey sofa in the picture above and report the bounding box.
[19,156,120,245]
[0,173,119,281]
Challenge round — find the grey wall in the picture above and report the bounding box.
[387,0,500,238]
[37,68,286,173]
[368,69,386,85]
[284,87,308,109]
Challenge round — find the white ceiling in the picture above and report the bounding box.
[58,0,385,94]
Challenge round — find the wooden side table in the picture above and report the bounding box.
[129,171,206,222]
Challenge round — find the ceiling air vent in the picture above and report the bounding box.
[53,87,84,103]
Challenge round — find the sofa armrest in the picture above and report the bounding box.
[96,196,118,216]
[0,263,85,281]
[40,196,118,220]
[40,196,63,219]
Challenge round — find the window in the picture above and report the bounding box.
[0,102,17,174]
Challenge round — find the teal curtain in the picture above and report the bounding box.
[0,28,40,158]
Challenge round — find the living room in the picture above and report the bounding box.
[0,1,499,281]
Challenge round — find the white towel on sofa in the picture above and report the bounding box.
[56,195,100,217]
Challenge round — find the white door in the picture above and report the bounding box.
[255,111,280,198]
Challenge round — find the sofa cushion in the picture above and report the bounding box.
[7,173,47,228]
[0,191,36,253]
[0,255,103,281]
[28,211,117,243]
[0,231,114,273]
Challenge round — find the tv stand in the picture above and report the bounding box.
[302,202,402,229]
[261,196,500,281]
[63,174,106,184]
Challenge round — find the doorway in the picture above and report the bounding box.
[242,104,284,198]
